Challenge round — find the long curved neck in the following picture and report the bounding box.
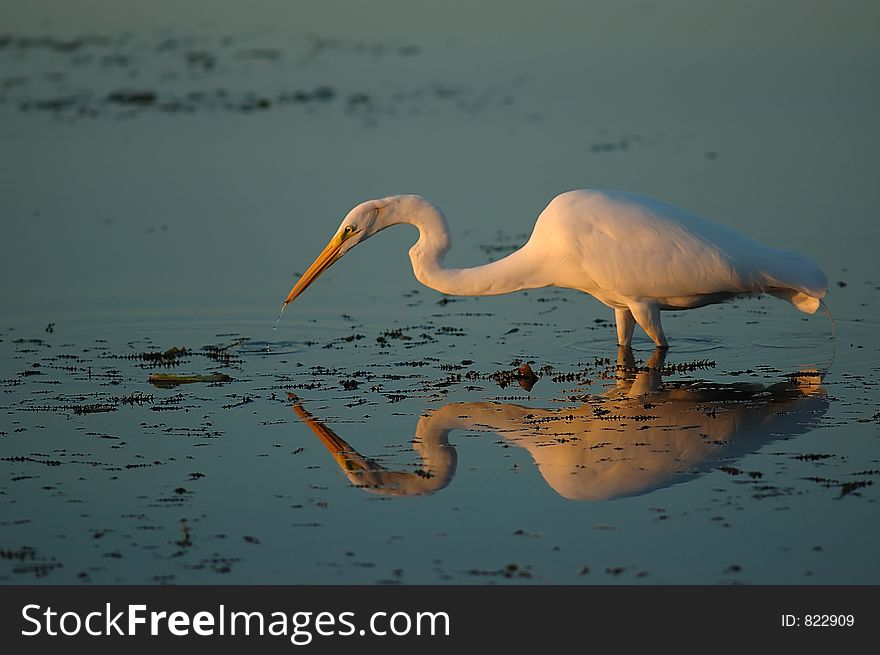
[380,195,545,296]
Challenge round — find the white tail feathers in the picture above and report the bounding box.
[769,288,822,314]
[761,251,827,315]
[790,292,821,314]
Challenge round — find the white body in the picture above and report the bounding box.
[517,190,826,311]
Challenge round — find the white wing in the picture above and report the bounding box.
[532,190,827,303]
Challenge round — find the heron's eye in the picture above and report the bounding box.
[341,225,355,239]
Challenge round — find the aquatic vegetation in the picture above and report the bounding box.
[148,372,232,388]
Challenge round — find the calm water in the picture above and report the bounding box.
[1,0,878,584]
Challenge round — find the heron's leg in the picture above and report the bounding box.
[628,302,668,348]
[614,308,635,347]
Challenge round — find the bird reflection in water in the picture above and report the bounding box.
[290,348,828,500]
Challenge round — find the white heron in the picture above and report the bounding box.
[282,190,828,346]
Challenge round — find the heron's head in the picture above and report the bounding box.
[282,198,388,307]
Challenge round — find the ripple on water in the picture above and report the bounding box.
[751,331,830,350]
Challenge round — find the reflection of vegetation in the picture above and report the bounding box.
[114,340,245,385]
[203,338,247,366]
[72,403,115,415]
[127,346,188,365]
[292,348,828,500]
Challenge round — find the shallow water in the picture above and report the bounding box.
[1,0,879,584]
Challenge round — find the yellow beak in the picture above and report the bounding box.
[283,233,344,306]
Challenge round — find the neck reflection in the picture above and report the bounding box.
[290,347,828,501]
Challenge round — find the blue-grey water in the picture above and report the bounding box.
[1,0,878,584]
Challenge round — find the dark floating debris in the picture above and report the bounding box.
[186,49,216,70]
[516,364,539,391]
[73,403,116,415]
[794,453,834,462]
[106,89,156,106]
[203,338,246,365]
[803,476,874,498]
[0,545,62,578]
[466,563,532,579]
[125,347,189,365]
[0,547,37,561]
[1,28,532,127]
[489,363,540,391]
[222,395,253,409]
[0,33,115,53]
[840,480,872,497]
[2,455,62,466]
[176,520,192,548]
[617,357,716,376]
[114,392,153,406]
